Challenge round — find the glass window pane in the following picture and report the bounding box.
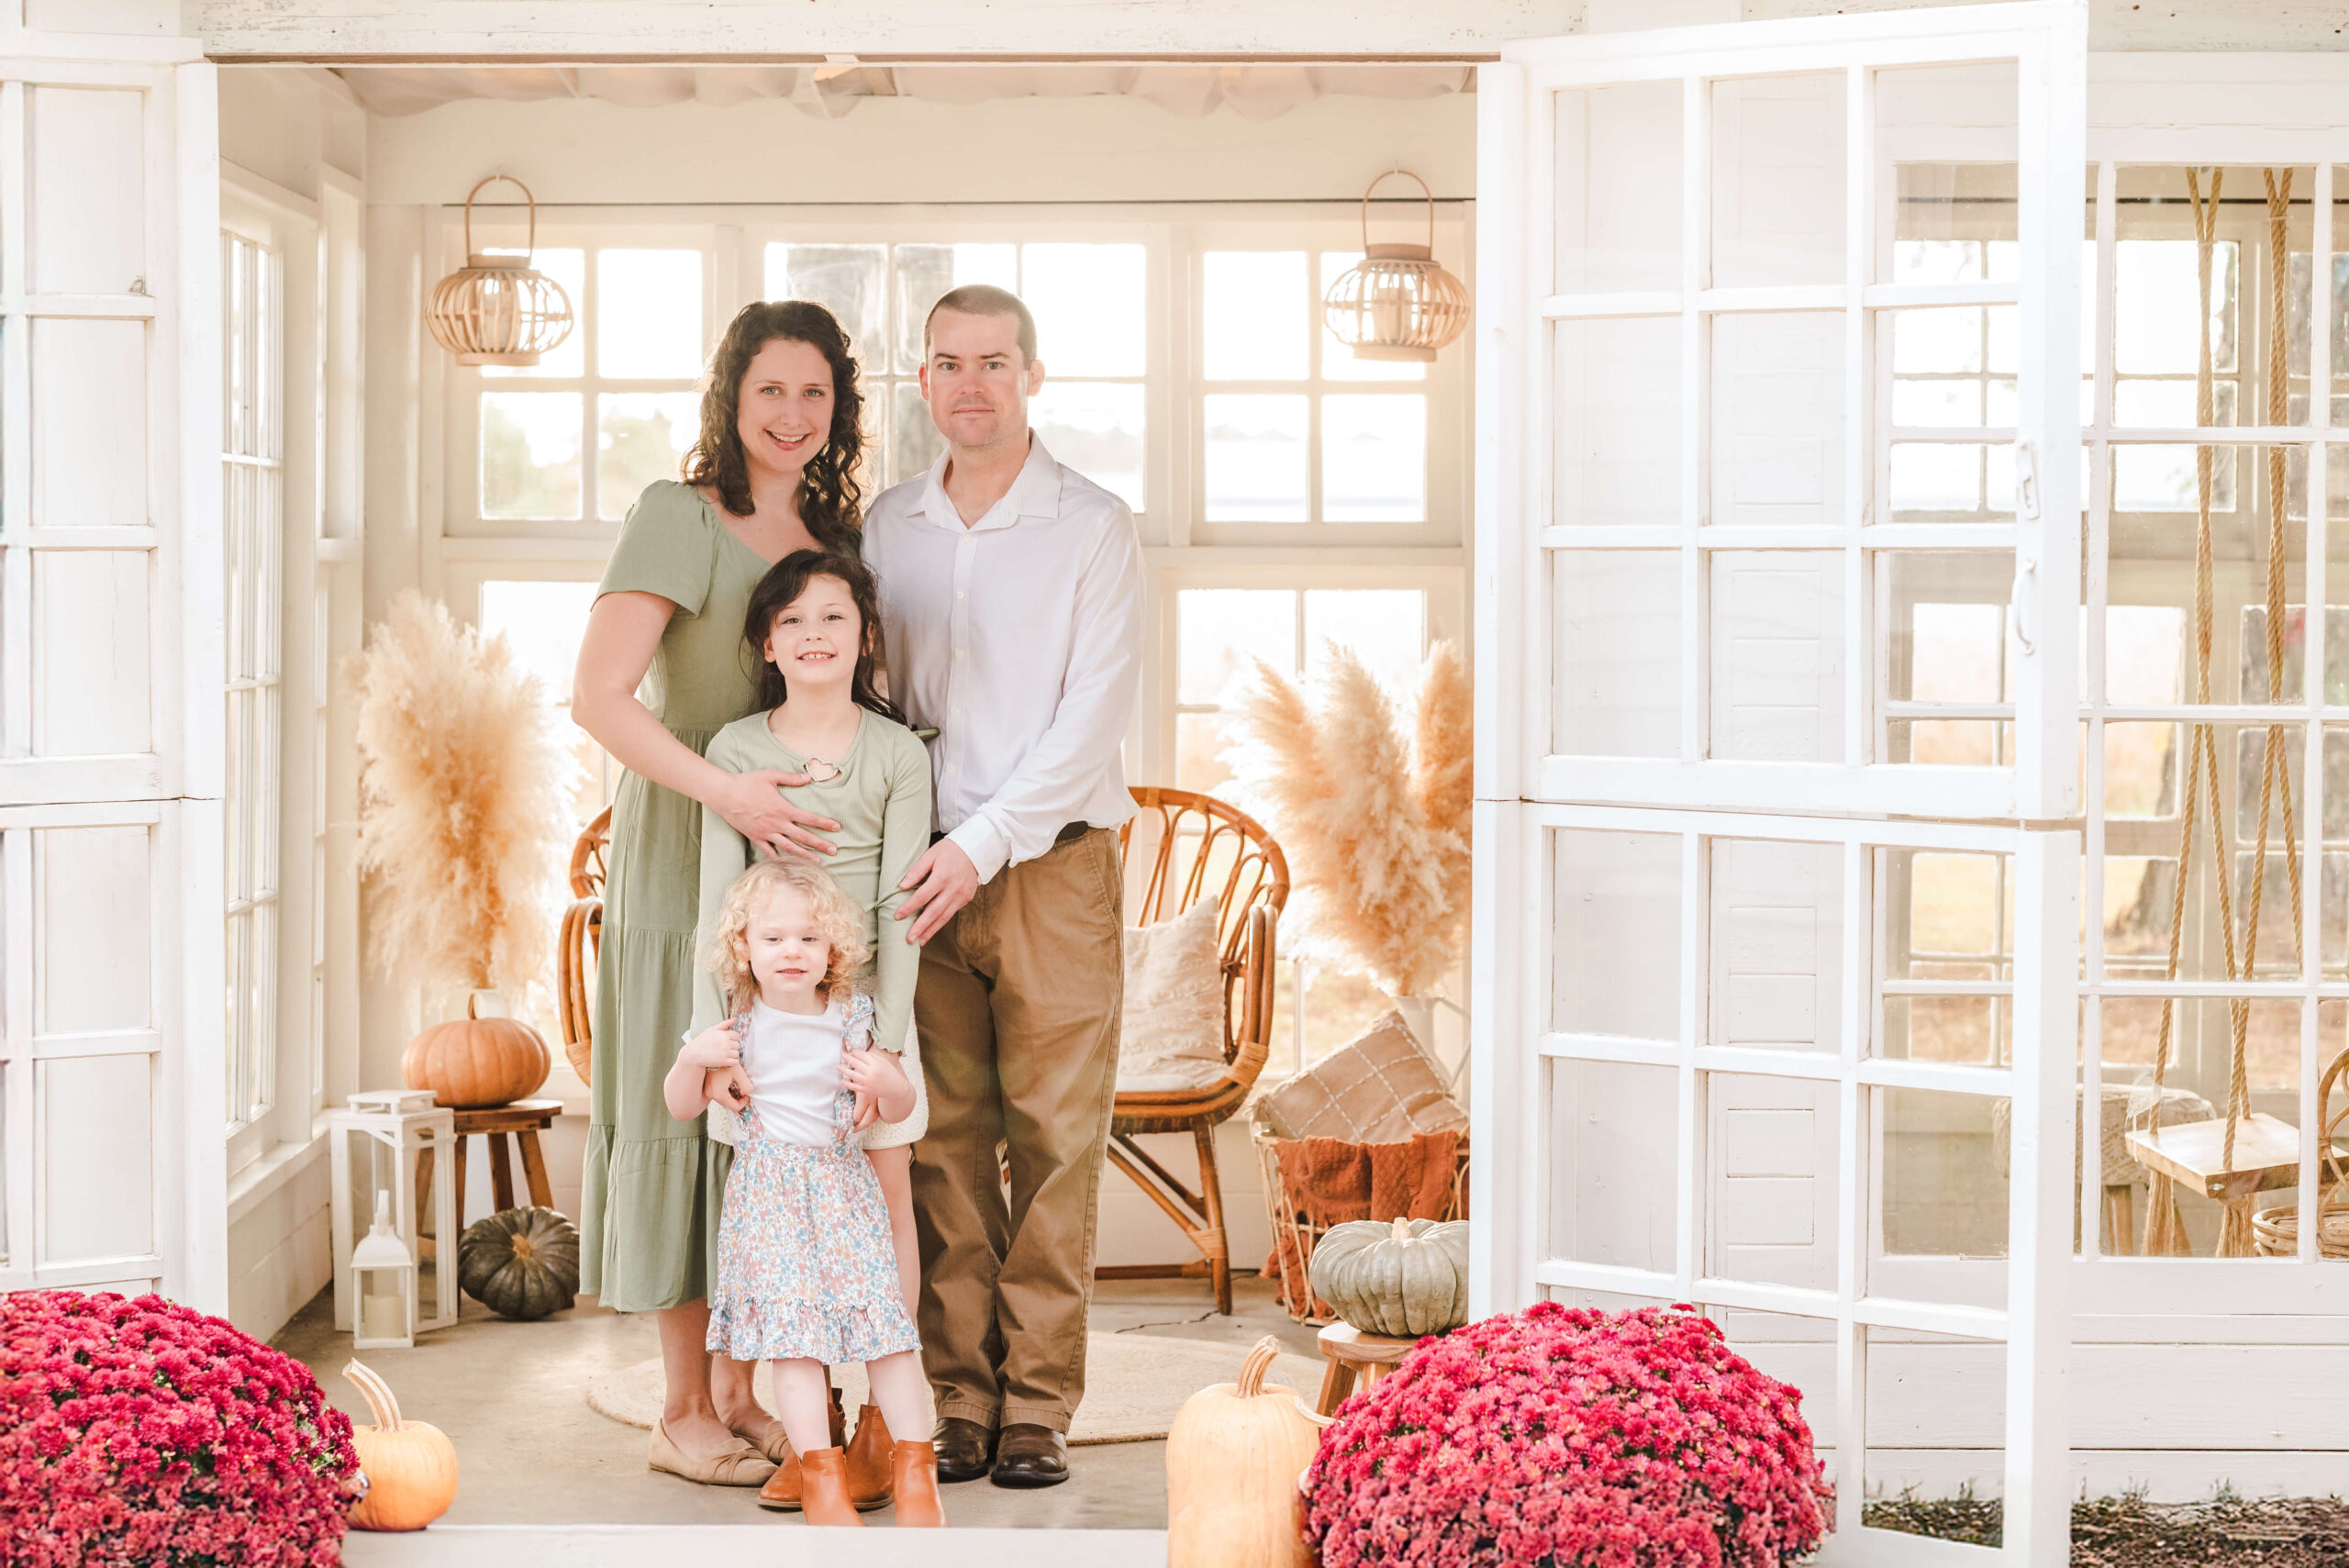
[2114,237,2236,376]
[1204,251,1307,381]
[596,249,703,380]
[890,381,941,487]
[1709,551,1843,763]
[1303,588,1424,695]
[1553,80,1683,295]
[1555,317,1678,528]
[765,243,885,368]
[597,392,698,521]
[1554,550,1681,758]
[481,391,582,519]
[479,579,611,832]
[1178,588,1296,704]
[1204,394,1307,522]
[893,243,1018,374]
[1320,395,1425,522]
[1031,381,1143,512]
[1320,252,1425,382]
[1553,828,1681,1041]
[481,247,584,380]
[1709,73,1846,288]
[1022,242,1144,376]
[1713,312,1842,528]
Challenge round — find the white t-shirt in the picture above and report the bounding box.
[741,996,859,1147]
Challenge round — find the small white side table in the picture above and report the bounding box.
[329,1091,459,1336]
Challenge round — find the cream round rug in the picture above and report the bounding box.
[584,1333,1327,1446]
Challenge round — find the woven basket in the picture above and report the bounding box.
[1253,1124,1469,1325]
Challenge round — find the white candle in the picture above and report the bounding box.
[362,1291,405,1342]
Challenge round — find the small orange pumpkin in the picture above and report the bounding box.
[344,1360,458,1531]
[402,995,549,1108]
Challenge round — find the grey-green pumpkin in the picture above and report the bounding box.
[1309,1216,1471,1337]
[457,1206,581,1320]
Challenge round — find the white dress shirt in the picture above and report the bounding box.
[863,436,1143,884]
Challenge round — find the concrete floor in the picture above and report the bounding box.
[274,1273,1321,1542]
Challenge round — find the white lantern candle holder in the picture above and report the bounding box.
[351,1191,418,1350]
[330,1090,459,1337]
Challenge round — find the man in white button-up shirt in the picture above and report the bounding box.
[863,285,1141,1490]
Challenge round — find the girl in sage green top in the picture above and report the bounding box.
[692,550,933,1320]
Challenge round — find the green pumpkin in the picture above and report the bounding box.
[457,1206,581,1320]
[1309,1216,1471,1337]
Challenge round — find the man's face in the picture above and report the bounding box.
[919,307,1044,453]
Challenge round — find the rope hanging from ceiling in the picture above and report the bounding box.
[2138,166,2305,1257]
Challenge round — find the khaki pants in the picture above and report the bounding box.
[909,827,1123,1434]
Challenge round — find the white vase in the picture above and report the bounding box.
[1386,994,1437,1054]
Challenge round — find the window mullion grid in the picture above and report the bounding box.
[2080,161,2118,1253]
[2298,161,2333,1262]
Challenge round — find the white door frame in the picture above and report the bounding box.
[1475,6,2087,1562]
[0,16,223,1309]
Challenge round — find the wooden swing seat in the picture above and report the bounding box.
[2124,1113,2303,1206]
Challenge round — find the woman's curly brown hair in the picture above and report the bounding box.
[684,300,865,554]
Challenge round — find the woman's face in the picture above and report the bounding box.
[734,336,836,484]
[761,574,863,703]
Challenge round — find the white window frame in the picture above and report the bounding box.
[1151,558,1472,1074]
[219,161,364,1205]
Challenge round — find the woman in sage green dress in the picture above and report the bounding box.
[573,300,867,1488]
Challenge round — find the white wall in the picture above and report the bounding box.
[362,90,1475,208]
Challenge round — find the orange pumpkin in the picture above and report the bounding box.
[1166,1337,1328,1568]
[343,1360,458,1531]
[402,996,549,1108]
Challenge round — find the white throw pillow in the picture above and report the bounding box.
[1118,897,1230,1091]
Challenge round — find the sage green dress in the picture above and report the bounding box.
[579,480,773,1312]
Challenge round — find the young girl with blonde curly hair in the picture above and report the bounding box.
[667,856,942,1528]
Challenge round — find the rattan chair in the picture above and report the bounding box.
[557,808,609,1087]
[1099,786,1290,1315]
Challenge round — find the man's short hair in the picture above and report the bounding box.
[923,284,1039,365]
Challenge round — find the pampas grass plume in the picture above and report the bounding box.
[1412,639,1475,953]
[351,591,577,998]
[1224,642,1471,997]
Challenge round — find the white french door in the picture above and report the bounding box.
[1474,5,2087,1564]
[0,17,222,1308]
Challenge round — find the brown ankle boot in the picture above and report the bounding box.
[845,1403,894,1509]
[891,1439,945,1528]
[755,1388,850,1512]
[797,1447,861,1527]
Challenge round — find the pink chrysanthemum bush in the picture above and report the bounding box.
[1302,1302,1832,1568]
[0,1290,360,1567]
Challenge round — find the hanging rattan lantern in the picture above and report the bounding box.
[427,175,575,367]
[1322,170,1471,363]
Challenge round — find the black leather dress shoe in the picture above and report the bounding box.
[931,1416,996,1484]
[989,1422,1070,1488]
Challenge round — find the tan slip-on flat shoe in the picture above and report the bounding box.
[649,1418,779,1487]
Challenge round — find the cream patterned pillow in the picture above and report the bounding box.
[1118,897,1230,1091]
[1255,1009,1466,1142]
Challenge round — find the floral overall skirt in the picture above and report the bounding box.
[705,995,920,1364]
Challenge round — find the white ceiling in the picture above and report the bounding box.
[331,63,1475,121]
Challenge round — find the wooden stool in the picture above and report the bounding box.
[1314,1322,1419,1416]
[415,1098,563,1253]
